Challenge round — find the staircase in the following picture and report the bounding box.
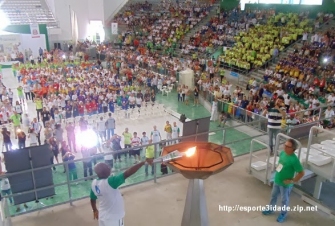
[0,0,58,28]
[174,3,220,57]
[157,3,219,58]
[239,18,335,88]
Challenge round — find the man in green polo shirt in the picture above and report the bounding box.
[10,111,21,139]
[262,139,304,223]
[90,161,145,226]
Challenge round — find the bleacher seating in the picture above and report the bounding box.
[184,9,265,57]
[219,12,312,72]
[1,0,58,28]
[111,0,214,57]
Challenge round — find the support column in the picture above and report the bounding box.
[181,179,209,226]
[313,175,325,199]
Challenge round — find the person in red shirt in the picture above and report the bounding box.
[78,102,85,116]
[53,82,59,92]
[133,39,139,47]
[85,100,92,115]
[40,77,46,86]
[288,105,296,117]
[91,100,97,114]
[272,93,278,102]
[84,54,89,62]
[246,102,254,122]
[41,86,48,98]
[126,70,133,85]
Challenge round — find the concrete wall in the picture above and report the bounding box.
[50,0,105,42]
[47,0,130,44]
[45,0,56,16]
[104,0,129,25]
[245,0,335,18]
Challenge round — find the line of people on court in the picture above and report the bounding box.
[104,122,181,176]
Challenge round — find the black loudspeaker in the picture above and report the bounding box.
[88,47,97,59]
[179,114,186,123]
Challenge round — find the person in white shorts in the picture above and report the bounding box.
[171,122,180,144]
[90,161,145,226]
[150,125,161,153]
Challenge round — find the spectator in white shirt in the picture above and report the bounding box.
[324,106,335,119]
[311,96,320,109]
[327,93,335,104]
[323,106,335,128]
[97,117,106,142]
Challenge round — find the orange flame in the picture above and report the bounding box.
[185,147,196,157]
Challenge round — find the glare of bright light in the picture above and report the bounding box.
[76,129,98,149]
[323,58,328,63]
[62,55,66,59]
[88,20,105,43]
[184,146,196,157]
[0,10,10,30]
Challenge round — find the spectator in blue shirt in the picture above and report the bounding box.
[63,152,78,183]
[120,94,128,110]
[108,99,115,113]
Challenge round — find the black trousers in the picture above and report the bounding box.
[37,132,41,145]
[83,161,93,178]
[36,109,42,121]
[25,92,31,100]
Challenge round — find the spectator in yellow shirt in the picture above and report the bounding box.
[145,140,154,176]
[164,121,172,145]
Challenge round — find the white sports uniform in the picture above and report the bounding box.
[91,174,125,226]
[171,126,180,144]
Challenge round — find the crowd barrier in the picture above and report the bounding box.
[203,90,334,139]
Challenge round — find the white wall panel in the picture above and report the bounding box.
[88,0,104,21]
[50,0,128,42]
[104,0,129,23]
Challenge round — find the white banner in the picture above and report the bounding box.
[0,34,21,54]
[111,23,118,35]
[30,24,40,38]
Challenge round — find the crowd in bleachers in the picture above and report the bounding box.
[237,23,335,128]
[263,27,335,96]
[5,3,332,137]
[111,1,212,56]
[218,12,313,72]
[184,8,273,56]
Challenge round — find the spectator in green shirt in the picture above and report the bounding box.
[145,139,155,176]
[122,128,132,158]
[17,86,24,104]
[10,112,21,139]
[262,139,304,223]
[35,97,43,122]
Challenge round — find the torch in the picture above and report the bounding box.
[153,147,196,163]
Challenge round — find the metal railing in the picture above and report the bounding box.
[248,138,270,184]
[306,126,335,183]
[0,121,268,221]
[203,90,334,134]
[248,133,303,185]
